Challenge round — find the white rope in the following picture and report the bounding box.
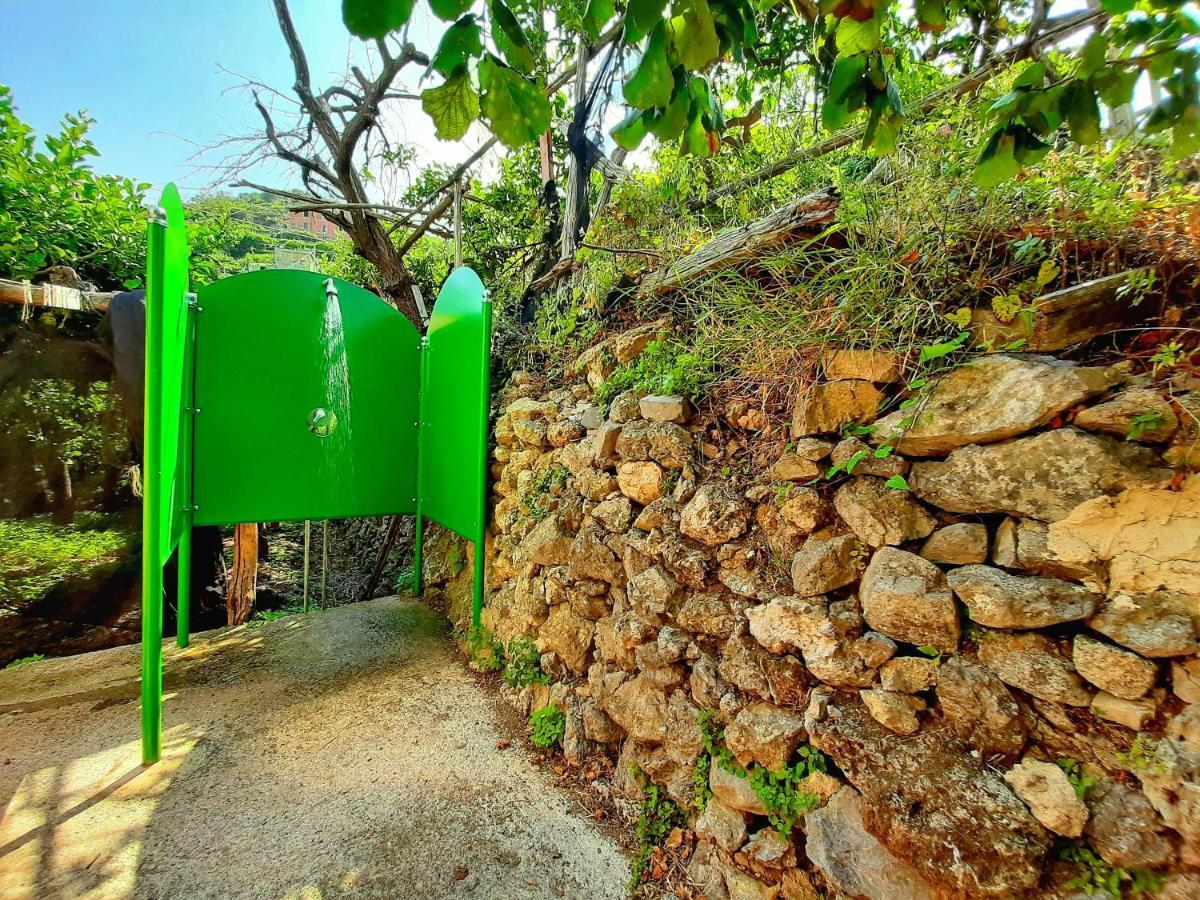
[20,280,33,323]
[43,283,83,311]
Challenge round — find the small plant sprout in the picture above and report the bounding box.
[502,634,550,688]
[1149,342,1183,375]
[529,704,566,748]
[1126,411,1164,442]
[1055,758,1095,799]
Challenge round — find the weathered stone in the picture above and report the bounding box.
[790,534,865,596]
[686,844,730,900]
[568,585,610,620]
[569,522,623,584]
[766,452,822,481]
[948,565,1099,629]
[579,403,603,430]
[1003,758,1088,837]
[511,417,549,448]
[710,761,769,815]
[854,632,897,669]
[617,461,664,505]
[632,497,678,531]
[628,564,681,620]
[735,827,797,880]
[719,634,809,706]
[1089,593,1199,658]
[516,514,573,566]
[1135,705,1200,866]
[691,652,729,709]
[791,380,883,437]
[635,642,687,691]
[834,477,937,548]
[807,696,1050,897]
[978,630,1093,706]
[1084,777,1174,869]
[779,869,819,900]
[879,656,938,693]
[656,625,689,664]
[547,419,586,447]
[639,394,691,424]
[719,864,779,900]
[580,698,624,743]
[591,495,634,533]
[593,608,654,671]
[601,675,669,744]
[993,516,1100,581]
[860,689,922,735]
[1048,475,1200,597]
[663,689,705,766]
[1092,691,1156,729]
[594,421,622,464]
[724,702,807,771]
[910,429,1167,522]
[859,548,960,653]
[658,527,711,589]
[696,796,748,853]
[679,484,751,547]
[875,354,1122,456]
[936,656,1026,759]
[822,348,902,383]
[676,591,737,639]
[1073,635,1158,699]
[538,603,594,674]
[608,390,643,422]
[717,539,766,598]
[507,396,559,421]
[830,436,909,479]
[1075,388,1178,442]
[1172,656,1200,703]
[747,596,879,688]
[920,522,988,565]
[615,419,693,468]
[804,788,936,900]
[791,438,834,460]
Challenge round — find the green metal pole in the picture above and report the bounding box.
[302,520,310,612]
[176,298,196,649]
[472,291,493,630]
[413,335,428,596]
[141,218,166,766]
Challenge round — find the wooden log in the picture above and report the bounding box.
[638,187,840,297]
[0,280,112,312]
[226,523,259,625]
[968,268,1154,351]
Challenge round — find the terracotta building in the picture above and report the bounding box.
[286,209,341,239]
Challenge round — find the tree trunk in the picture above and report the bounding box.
[226,522,259,625]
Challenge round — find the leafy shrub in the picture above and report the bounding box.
[1059,843,1161,897]
[630,776,681,890]
[467,625,504,672]
[502,634,549,688]
[595,339,716,411]
[4,653,45,669]
[529,704,565,748]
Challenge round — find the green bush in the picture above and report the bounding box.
[594,339,716,411]
[529,704,565,748]
[502,634,549,688]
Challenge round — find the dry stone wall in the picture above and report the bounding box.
[446,341,1200,898]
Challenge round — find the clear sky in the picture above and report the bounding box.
[0,0,472,198]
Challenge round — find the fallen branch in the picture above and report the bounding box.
[639,187,841,296]
[0,279,112,313]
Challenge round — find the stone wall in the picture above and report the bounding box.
[444,341,1200,898]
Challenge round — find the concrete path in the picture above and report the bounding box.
[0,598,629,899]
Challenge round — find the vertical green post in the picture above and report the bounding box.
[175,298,196,648]
[141,218,166,766]
[413,336,429,596]
[472,292,492,630]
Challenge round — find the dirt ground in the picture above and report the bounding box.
[0,597,630,899]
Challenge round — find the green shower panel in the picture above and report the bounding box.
[420,267,491,542]
[191,270,421,525]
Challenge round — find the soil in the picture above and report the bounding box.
[0,597,630,899]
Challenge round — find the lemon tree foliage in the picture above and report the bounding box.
[345,0,1198,188]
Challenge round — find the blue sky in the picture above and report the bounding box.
[0,0,459,197]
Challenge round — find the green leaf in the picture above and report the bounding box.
[612,109,649,150]
[422,67,481,141]
[1013,125,1051,164]
[836,13,881,54]
[884,474,910,491]
[582,0,616,40]
[670,0,720,70]
[430,16,484,78]
[625,0,669,44]
[823,53,868,130]
[1012,61,1047,90]
[1078,32,1108,79]
[342,0,413,38]
[915,0,948,32]
[1100,0,1136,12]
[973,127,1020,189]
[1093,65,1140,108]
[479,56,551,147]
[490,0,537,74]
[624,22,674,109]
[646,90,689,140]
[1062,80,1102,145]
[429,0,473,21]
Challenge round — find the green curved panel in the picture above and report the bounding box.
[420,267,491,542]
[148,183,192,565]
[192,270,420,524]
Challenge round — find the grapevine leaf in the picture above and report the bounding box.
[429,0,473,22]
[430,16,484,78]
[1078,31,1108,79]
[836,13,881,54]
[342,0,413,38]
[646,90,690,140]
[421,67,480,141]
[671,0,720,70]
[479,56,551,148]
[624,22,674,110]
[582,0,616,40]
[625,0,669,44]
[973,127,1020,189]
[490,0,537,75]
[823,53,868,130]
[1062,80,1102,145]
[612,109,649,151]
